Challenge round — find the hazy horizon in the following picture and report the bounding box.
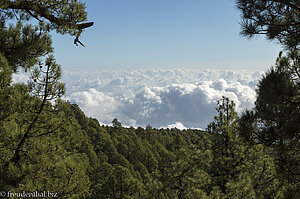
[13,68,263,129]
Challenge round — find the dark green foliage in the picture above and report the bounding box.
[0,0,90,72]
[0,57,93,197]
[236,0,300,48]
[0,0,93,197]
[239,50,300,198]
[51,98,282,199]
[0,0,88,35]
[207,97,281,198]
[0,20,53,71]
[237,3,300,195]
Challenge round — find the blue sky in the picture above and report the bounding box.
[52,0,281,71]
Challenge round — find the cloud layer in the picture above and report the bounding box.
[62,69,262,129]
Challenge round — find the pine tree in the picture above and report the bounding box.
[157,148,211,199]
[239,50,300,198]
[236,0,300,49]
[0,57,92,197]
[0,1,93,197]
[207,97,281,198]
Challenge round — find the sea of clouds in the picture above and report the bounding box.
[13,69,264,129]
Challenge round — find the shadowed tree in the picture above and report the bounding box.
[0,0,93,71]
[237,1,300,196]
[0,0,94,197]
[236,0,300,49]
[0,56,92,196]
[207,97,281,198]
[239,50,300,198]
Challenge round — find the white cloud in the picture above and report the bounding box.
[61,69,262,129]
[161,122,188,130]
[12,72,29,83]
[69,88,122,124]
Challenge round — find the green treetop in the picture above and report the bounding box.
[207,97,281,198]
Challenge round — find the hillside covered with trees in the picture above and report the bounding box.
[0,0,299,198]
